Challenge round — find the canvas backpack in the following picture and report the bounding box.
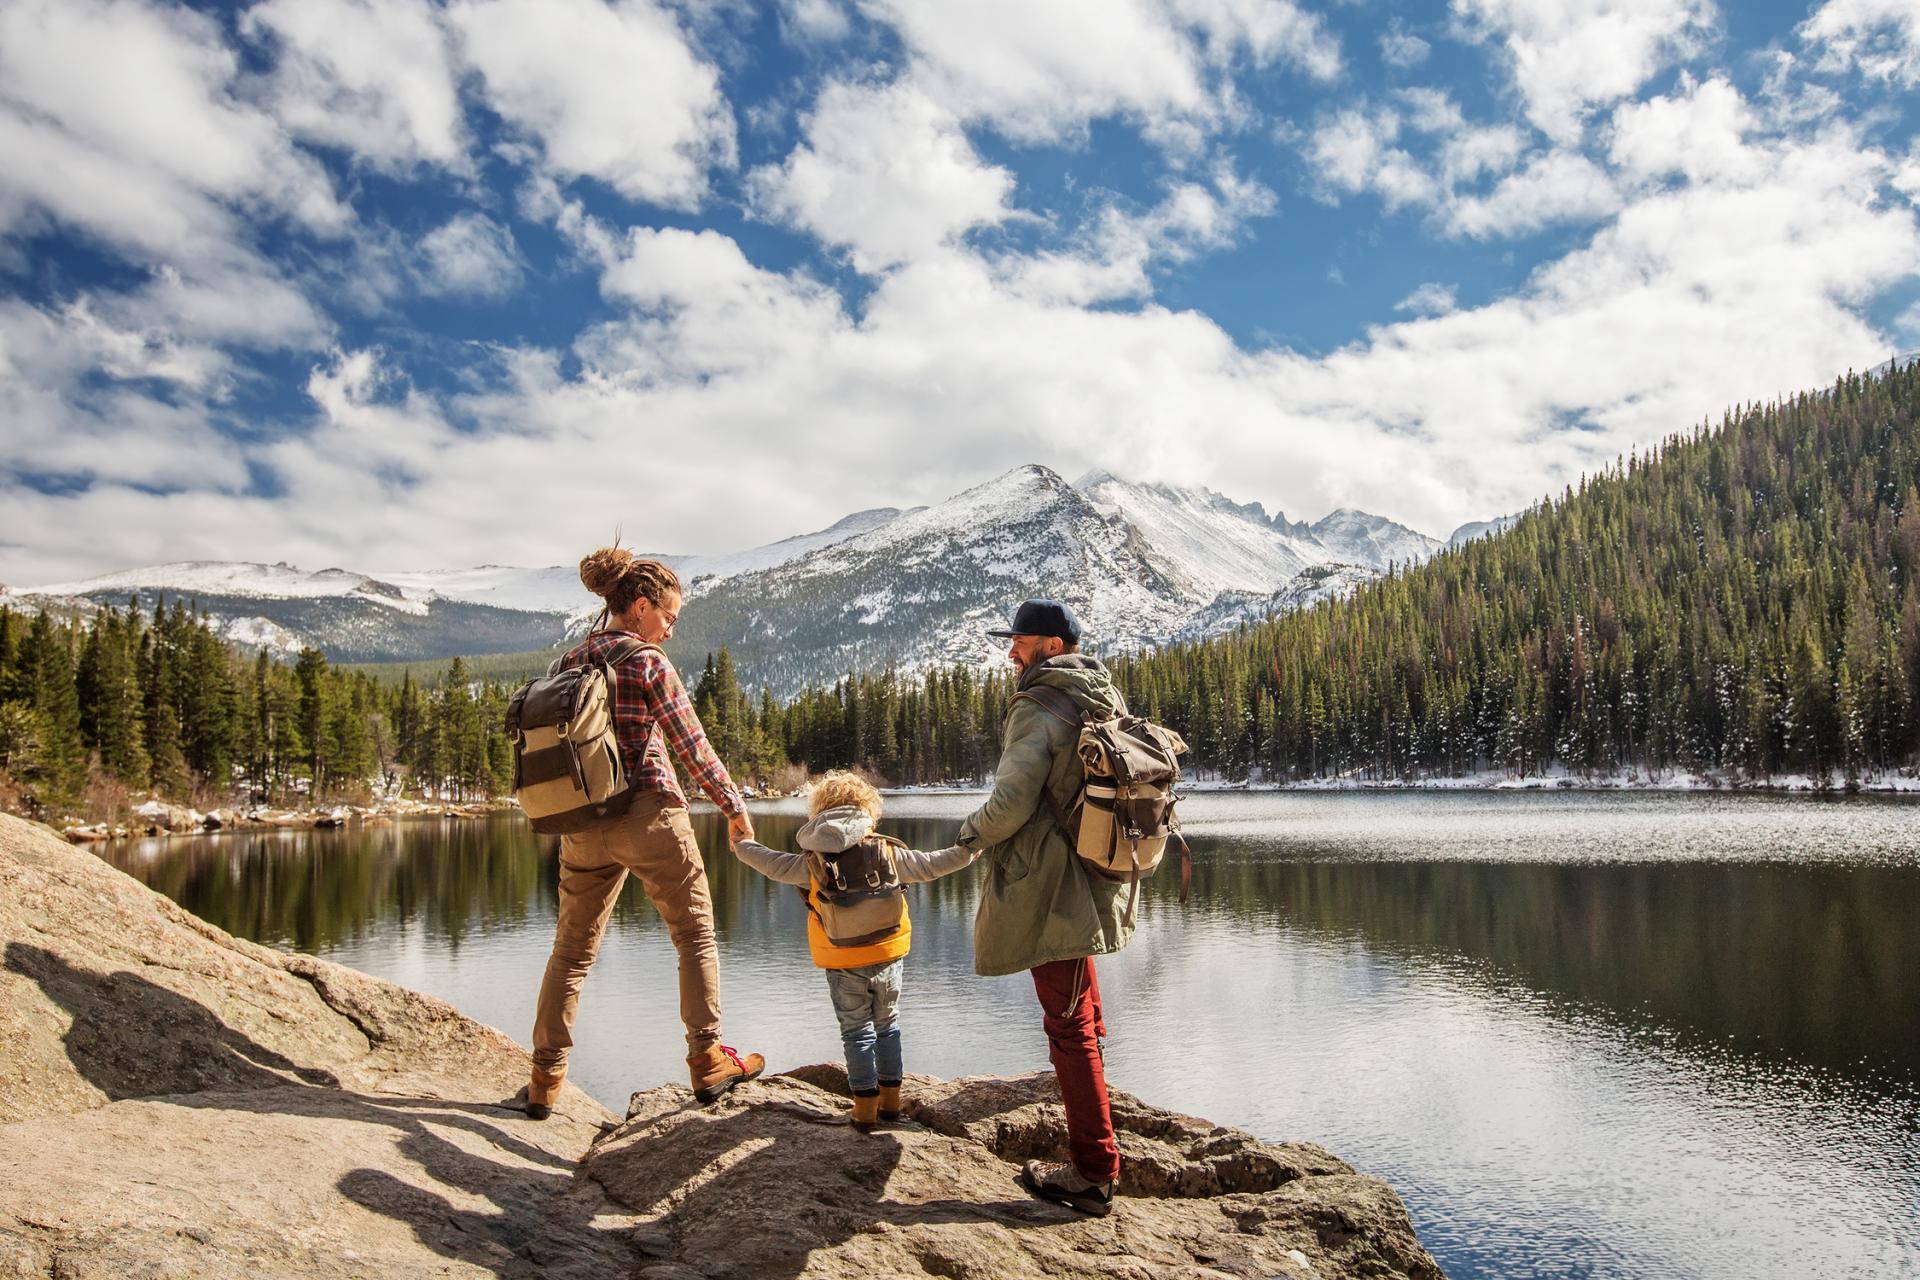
[1013,685,1193,909]
[803,833,908,948]
[504,637,656,834]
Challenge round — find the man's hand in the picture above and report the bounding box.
[728,811,755,848]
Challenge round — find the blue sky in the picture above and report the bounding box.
[3,0,1919,584]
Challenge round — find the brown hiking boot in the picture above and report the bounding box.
[690,1044,764,1104]
[1018,1159,1115,1217]
[877,1081,903,1122]
[524,1067,564,1121]
[850,1091,879,1133]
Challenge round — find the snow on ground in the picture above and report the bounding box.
[1178,765,1920,794]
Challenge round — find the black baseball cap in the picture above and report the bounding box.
[987,599,1082,643]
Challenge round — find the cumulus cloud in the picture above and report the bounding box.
[242,0,466,174]
[1004,162,1277,304]
[1381,22,1432,69]
[1395,283,1457,315]
[1452,0,1718,142]
[1443,150,1621,238]
[418,213,524,299]
[1800,0,1920,86]
[746,80,1017,271]
[1304,104,1439,209]
[448,0,736,207]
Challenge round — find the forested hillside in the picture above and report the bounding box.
[1103,361,1920,784]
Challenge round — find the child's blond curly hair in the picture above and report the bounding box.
[806,770,883,820]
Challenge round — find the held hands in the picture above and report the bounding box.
[727,811,755,849]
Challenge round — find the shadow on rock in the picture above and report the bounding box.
[5,941,342,1099]
[5,940,637,1279]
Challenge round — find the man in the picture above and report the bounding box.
[957,599,1132,1217]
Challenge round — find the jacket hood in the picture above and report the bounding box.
[795,805,874,853]
[1019,654,1121,718]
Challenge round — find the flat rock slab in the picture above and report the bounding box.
[0,812,1445,1278]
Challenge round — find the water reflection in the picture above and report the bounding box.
[91,792,1920,1280]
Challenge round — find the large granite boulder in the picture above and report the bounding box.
[0,812,1445,1278]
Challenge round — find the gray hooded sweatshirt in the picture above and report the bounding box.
[733,806,975,886]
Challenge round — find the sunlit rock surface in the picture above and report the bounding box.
[0,812,1442,1278]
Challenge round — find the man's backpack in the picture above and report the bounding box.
[505,638,656,834]
[804,834,908,948]
[1013,686,1192,908]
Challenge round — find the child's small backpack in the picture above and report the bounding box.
[804,834,908,948]
[1012,686,1192,909]
[504,638,656,834]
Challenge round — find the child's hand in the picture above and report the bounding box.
[728,811,755,848]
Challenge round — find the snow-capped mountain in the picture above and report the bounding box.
[1446,514,1522,546]
[2,467,1478,689]
[664,466,1456,693]
[1308,509,1444,569]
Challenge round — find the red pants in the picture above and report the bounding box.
[1031,957,1120,1183]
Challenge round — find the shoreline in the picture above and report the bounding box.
[44,764,1920,842]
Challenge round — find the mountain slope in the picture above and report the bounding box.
[665,466,1198,690]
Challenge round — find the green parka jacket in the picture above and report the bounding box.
[958,654,1134,977]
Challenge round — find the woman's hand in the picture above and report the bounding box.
[728,811,755,848]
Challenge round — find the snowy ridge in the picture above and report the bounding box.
[670,507,910,595]
[1447,514,1521,546]
[1075,470,1322,594]
[4,468,1483,682]
[1308,509,1443,570]
[25,560,429,614]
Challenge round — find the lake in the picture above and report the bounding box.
[95,791,1920,1280]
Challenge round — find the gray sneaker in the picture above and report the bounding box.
[1018,1159,1115,1217]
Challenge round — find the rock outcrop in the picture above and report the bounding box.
[0,813,1444,1278]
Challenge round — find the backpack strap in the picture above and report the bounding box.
[551,634,661,675]
[1011,687,1085,842]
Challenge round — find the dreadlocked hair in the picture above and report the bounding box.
[579,546,682,618]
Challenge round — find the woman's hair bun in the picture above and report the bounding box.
[579,546,636,598]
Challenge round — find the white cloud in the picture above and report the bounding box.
[0,0,338,356]
[1304,105,1439,210]
[1451,0,1718,142]
[592,227,848,379]
[780,0,852,42]
[861,0,1212,147]
[1167,0,1343,80]
[1395,283,1457,315]
[1609,77,1759,185]
[1005,163,1277,304]
[746,80,1017,271]
[1444,150,1621,238]
[1439,122,1530,185]
[242,0,466,174]
[1800,0,1920,86]
[448,0,736,207]
[1381,23,1432,70]
[0,299,248,494]
[0,0,348,256]
[418,213,525,299]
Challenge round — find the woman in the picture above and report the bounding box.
[525,547,762,1118]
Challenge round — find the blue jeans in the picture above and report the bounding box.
[825,959,903,1093]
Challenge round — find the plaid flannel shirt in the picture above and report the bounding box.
[564,630,745,818]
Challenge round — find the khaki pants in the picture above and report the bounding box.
[530,793,722,1078]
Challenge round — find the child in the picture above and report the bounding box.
[731,771,977,1131]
